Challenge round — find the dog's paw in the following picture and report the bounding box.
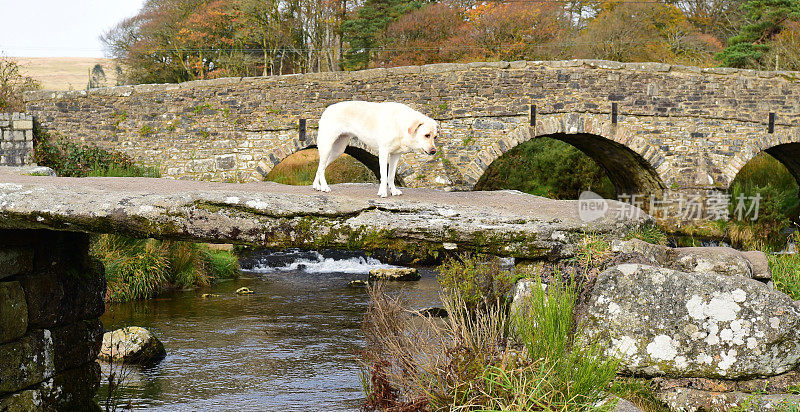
[390,187,403,196]
[320,185,331,192]
[377,188,388,198]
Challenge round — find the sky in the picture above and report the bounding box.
[0,0,146,58]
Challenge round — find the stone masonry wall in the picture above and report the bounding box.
[23,60,800,194]
[0,230,106,410]
[0,113,34,166]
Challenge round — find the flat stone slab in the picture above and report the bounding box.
[0,172,648,260]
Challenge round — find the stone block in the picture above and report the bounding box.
[51,319,103,372]
[0,247,34,280]
[0,282,28,344]
[18,259,106,329]
[11,120,33,130]
[0,329,55,394]
[0,362,101,411]
[215,154,236,170]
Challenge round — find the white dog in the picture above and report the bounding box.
[312,101,439,197]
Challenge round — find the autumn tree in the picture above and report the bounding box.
[341,0,425,69]
[716,0,800,68]
[381,3,470,66]
[467,2,571,61]
[578,2,721,65]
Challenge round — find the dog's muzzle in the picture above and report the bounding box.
[427,148,437,155]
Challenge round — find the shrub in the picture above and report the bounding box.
[92,234,240,302]
[727,152,798,250]
[436,255,515,312]
[0,57,40,112]
[33,131,159,178]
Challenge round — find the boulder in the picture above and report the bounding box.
[98,327,166,365]
[674,247,753,279]
[369,268,420,281]
[611,239,764,279]
[741,250,772,280]
[348,280,369,287]
[235,287,254,295]
[582,264,800,379]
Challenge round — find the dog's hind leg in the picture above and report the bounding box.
[388,153,402,196]
[377,148,389,198]
[314,134,347,192]
[325,135,348,169]
[313,131,335,192]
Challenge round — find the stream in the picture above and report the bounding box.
[97,249,442,411]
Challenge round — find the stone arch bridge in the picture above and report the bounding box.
[23,59,800,208]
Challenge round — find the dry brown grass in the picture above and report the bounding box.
[14,57,119,91]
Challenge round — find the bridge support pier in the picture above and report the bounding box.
[0,230,105,410]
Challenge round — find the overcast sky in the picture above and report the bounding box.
[0,0,146,57]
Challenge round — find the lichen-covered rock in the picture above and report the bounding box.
[611,239,763,279]
[674,247,753,278]
[656,387,800,411]
[369,268,420,281]
[510,278,547,317]
[235,287,254,295]
[98,327,166,365]
[583,264,800,379]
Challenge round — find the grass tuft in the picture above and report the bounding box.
[92,234,240,302]
[361,255,620,411]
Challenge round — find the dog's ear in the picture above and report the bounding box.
[408,119,423,136]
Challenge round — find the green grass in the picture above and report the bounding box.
[508,276,620,411]
[92,234,240,302]
[625,223,668,245]
[769,240,800,300]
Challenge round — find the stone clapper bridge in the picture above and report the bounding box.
[2,58,800,408]
[0,167,646,409]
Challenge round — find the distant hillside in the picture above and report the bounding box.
[14,57,120,91]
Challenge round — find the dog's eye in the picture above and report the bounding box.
[425,133,431,138]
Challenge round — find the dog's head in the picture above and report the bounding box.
[408,117,439,155]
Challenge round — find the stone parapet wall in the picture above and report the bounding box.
[0,113,34,166]
[0,230,105,410]
[23,60,800,193]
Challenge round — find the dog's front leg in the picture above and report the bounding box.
[388,153,402,196]
[377,148,389,198]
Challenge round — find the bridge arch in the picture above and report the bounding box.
[467,113,668,198]
[254,135,409,186]
[725,131,800,189]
